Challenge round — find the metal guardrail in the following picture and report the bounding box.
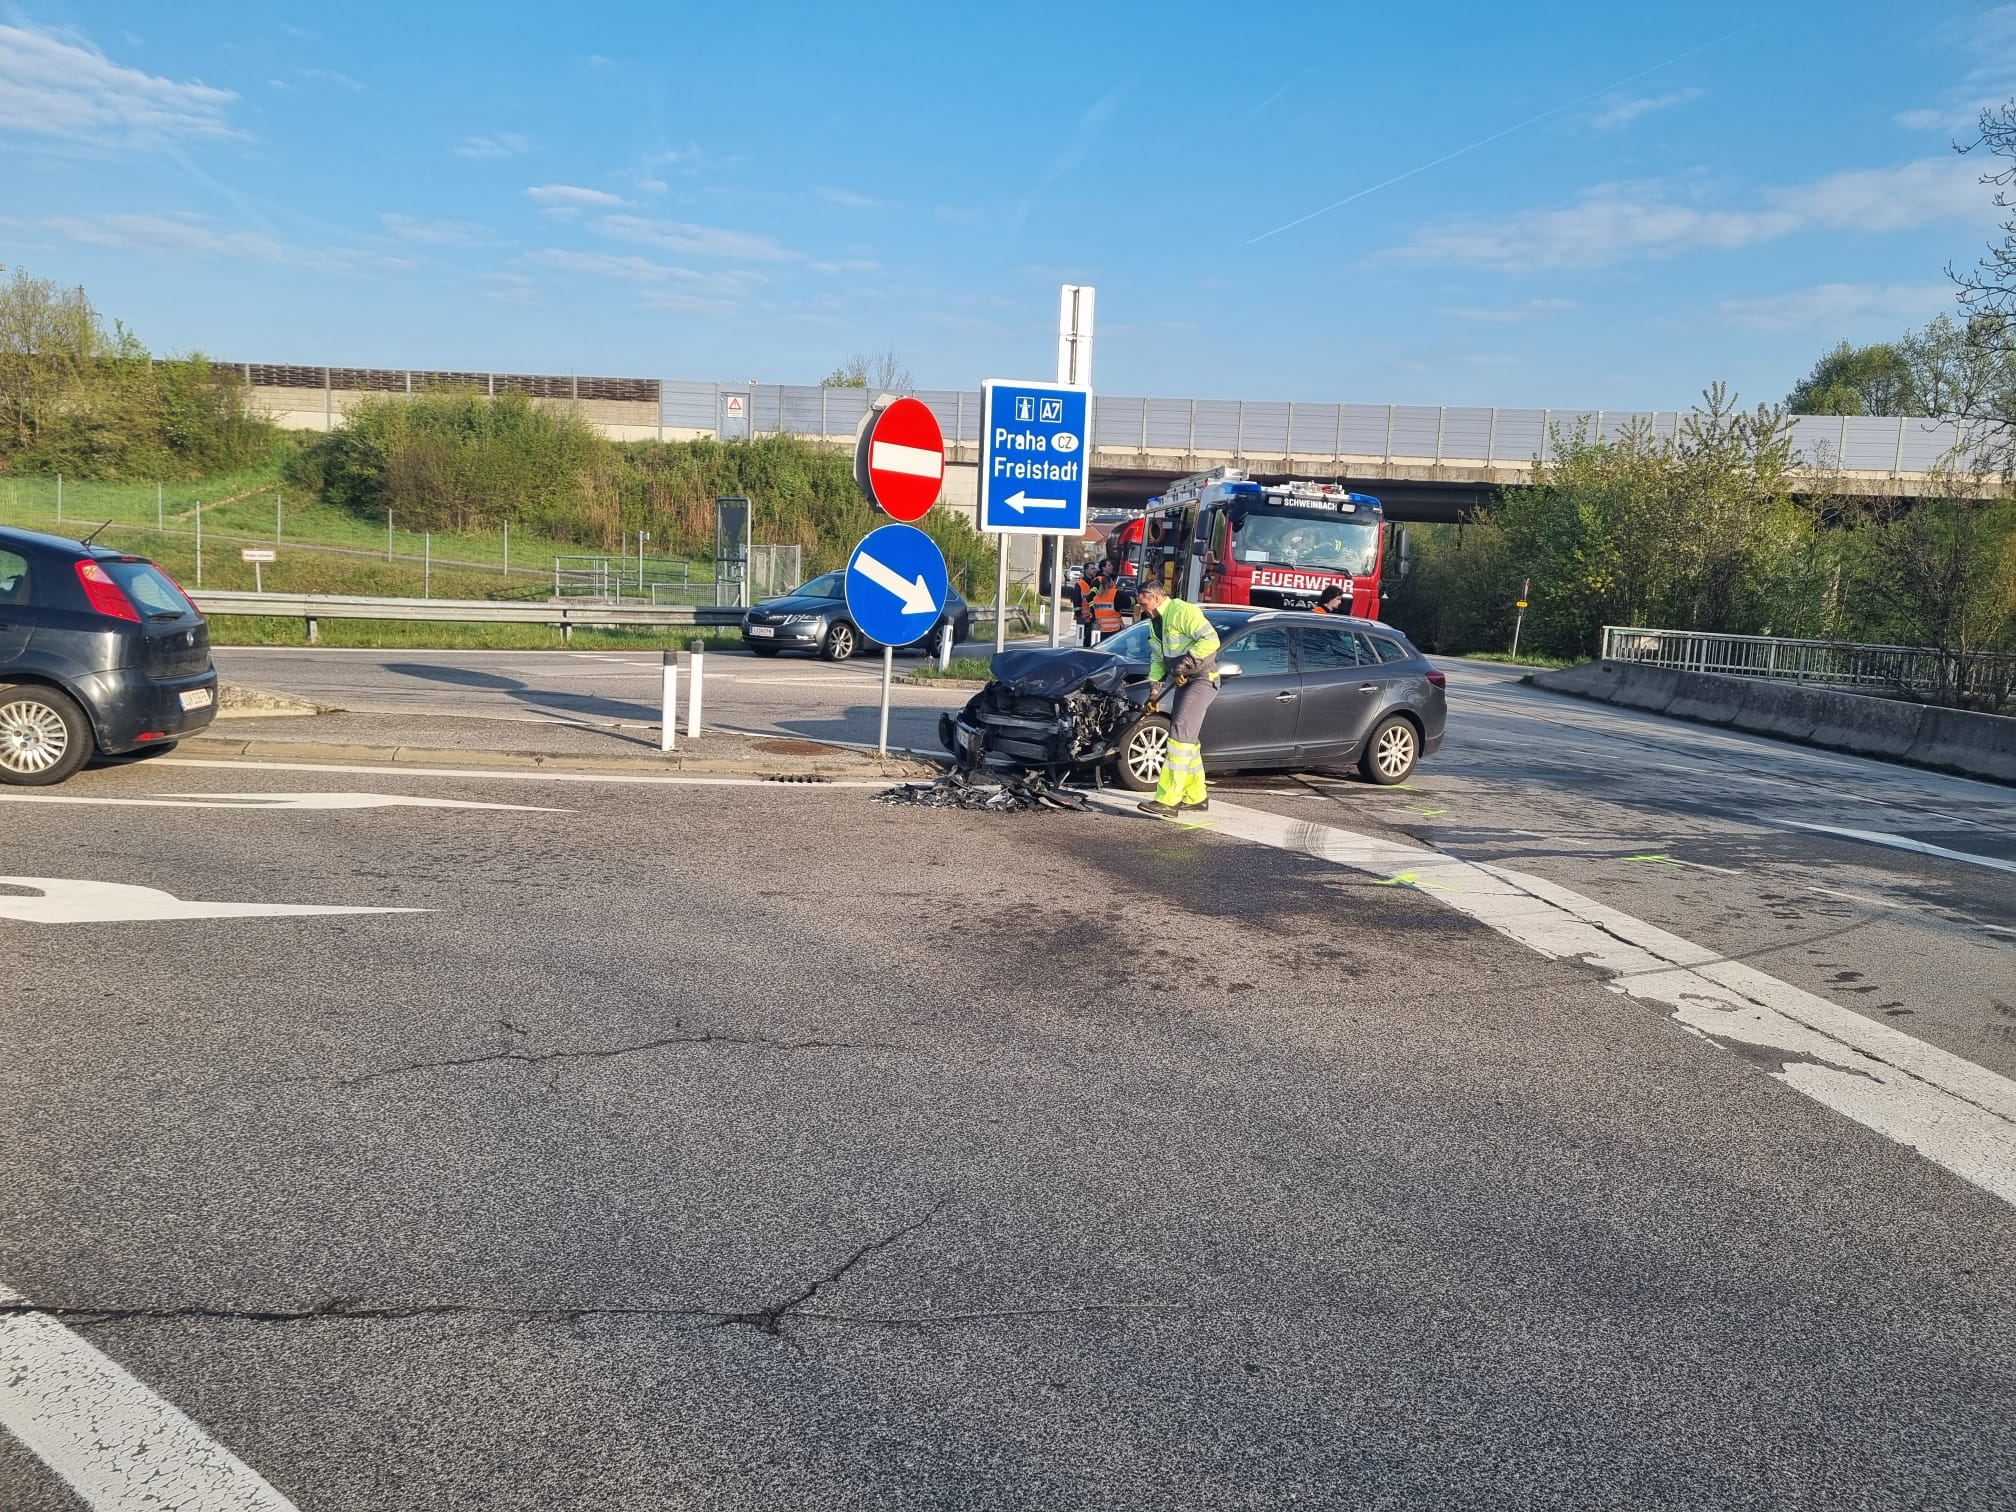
[1600,625,2016,709]
[193,590,744,643]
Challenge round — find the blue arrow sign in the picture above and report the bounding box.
[979,380,1089,536]
[844,523,949,648]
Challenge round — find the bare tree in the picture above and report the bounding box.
[819,347,913,393]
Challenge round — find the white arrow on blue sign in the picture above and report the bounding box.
[844,523,949,648]
[979,379,1089,536]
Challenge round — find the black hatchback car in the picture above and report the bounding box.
[945,608,1447,789]
[0,526,218,785]
[742,571,972,662]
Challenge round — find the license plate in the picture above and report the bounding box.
[179,687,213,711]
[748,626,776,638]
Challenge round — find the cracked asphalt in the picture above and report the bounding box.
[2,673,2014,1511]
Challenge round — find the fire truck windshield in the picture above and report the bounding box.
[1230,512,1380,574]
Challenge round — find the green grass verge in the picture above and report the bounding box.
[1461,651,1579,669]
[210,617,746,652]
[909,657,995,681]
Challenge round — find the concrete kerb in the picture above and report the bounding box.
[1529,660,2016,786]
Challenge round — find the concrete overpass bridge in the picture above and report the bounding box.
[236,365,1984,526]
[660,382,1981,524]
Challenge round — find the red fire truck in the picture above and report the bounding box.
[1109,468,1395,617]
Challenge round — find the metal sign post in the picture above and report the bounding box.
[1052,284,1094,648]
[845,523,948,757]
[715,496,751,608]
[241,547,276,594]
[1511,578,1531,657]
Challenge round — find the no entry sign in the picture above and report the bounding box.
[855,396,945,522]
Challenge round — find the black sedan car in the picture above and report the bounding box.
[0,526,218,785]
[742,571,971,661]
[943,608,1446,789]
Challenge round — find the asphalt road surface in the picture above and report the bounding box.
[215,643,987,754]
[3,659,2013,1511]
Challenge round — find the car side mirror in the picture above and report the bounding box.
[1218,661,1244,678]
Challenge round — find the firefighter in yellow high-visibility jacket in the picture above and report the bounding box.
[1134,581,1220,817]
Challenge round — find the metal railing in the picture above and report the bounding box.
[663,381,1976,476]
[192,589,743,643]
[1601,626,2016,710]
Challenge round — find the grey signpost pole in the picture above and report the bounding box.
[1051,284,1095,649]
[879,645,894,755]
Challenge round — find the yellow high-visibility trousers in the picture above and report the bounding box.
[1155,739,1207,807]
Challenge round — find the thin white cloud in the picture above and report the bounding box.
[593,213,799,264]
[816,187,879,209]
[300,67,365,92]
[456,132,531,159]
[1895,4,2016,133]
[381,213,498,247]
[1441,298,1580,323]
[1590,86,1703,130]
[0,23,237,145]
[483,273,540,306]
[524,247,762,303]
[525,248,707,283]
[525,184,626,209]
[1716,282,1955,330]
[40,213,410,274]
[1016,78,1131,225]
[1395,158,1990,270]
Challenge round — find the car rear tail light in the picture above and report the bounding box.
[74,561,141,622]
[1425,670,1447,688]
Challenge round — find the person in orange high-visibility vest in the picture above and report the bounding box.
[1312,584,1347,614]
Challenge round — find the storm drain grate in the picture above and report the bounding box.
[763,773,834,784]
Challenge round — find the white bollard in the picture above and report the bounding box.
[937,619,953,671]
[687,642,704,738]
[660,650,678,753]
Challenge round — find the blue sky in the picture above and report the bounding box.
[1,1,2008,409]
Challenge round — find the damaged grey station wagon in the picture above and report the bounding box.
[941,609,1447,791]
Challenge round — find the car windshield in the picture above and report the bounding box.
[791,572,843,599]
[1232,512,1380,574]
[1103,609,1242,661]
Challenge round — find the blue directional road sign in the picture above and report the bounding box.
[844,523,949,648]
[979,379,1089,536]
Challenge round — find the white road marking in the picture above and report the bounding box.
[1094,795,2016,1208]
[0,879,425,924]
[0,792,563,812]
[1784,822,2016,876]
[0,1281,299,1511]
[156,759,893,789]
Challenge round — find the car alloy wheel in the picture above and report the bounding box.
[1370,720,1417,782]
[0,697,69,776]
[823,623,857,661]
[1123,721,1170,787]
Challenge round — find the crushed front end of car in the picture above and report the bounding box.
[940,647,1149,779]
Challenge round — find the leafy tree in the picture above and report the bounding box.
[0,265,273,479]
[1835,486,2016,711]
[1785,340,1916,416]
[1390,387,1830,660]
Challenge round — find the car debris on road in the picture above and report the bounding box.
[876,766,1096,813]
